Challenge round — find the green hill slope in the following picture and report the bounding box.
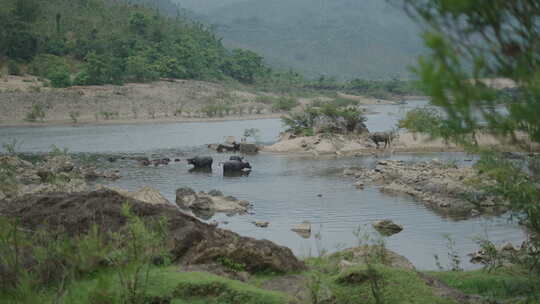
[0,0,269,86]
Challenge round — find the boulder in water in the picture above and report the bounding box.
[373,219,403,236]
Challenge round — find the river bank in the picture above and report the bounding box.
[0,75,408,127]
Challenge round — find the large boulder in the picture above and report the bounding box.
[0,190,305,274]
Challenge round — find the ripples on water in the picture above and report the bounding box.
[0,102,525,270]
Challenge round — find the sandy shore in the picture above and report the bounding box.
[0,113,283,128]
[262,131,540,155]
[0,75,405,128]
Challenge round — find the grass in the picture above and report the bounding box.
[302,256,457,304]
[428,269,538,301]
[58,267,288,304]
[330,265,456,304]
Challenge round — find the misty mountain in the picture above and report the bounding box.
[175,0,424,80]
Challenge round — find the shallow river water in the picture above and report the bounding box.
[0,101,526,270]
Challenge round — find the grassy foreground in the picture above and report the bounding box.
[1,204,538,304]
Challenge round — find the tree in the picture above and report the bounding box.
[399,0,540,273]
[222,49,266,84]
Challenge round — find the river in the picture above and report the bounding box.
[0,101,525,270]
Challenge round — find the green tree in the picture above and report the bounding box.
[222,49,266,84]
[400,0,540,274]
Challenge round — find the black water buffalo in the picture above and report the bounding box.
[187,156,213,169]
[229,156,244,161]
[369,131,395,149]
[223,160,251,173]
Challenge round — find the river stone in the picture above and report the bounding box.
[373,219,403,236]
[292,221,311,238]
[239,143,258,153]
[0,190,306,274]
[253,221,269,228]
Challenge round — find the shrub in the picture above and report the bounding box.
[25,104,46,122]
[48,66,71,88]
[7,60,22,76]
[271,97,299,112]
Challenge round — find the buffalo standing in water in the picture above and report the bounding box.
[223,160,251,174]
[187,156,213,170]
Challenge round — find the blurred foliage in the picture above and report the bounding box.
[402,0,540,282]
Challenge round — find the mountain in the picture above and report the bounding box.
[174,0,424,80]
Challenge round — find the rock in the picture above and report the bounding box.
[373,219,403,236]
[338,259,356,270]
[292,221,311,238]
[0,190,305,274]
[253,221,269,228]
[96,185,169,205]
[354,181,364,189]
[208,189,223,196]
[176,187,251,216]
[224,136,237,145]
[39,155,74,173]
[317,194,323,197]
[333,245,415,270]
[0,191,6,201]
[239,143,258,154]
[501,242,516,252]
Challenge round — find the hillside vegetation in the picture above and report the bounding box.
[178,0,424,79]
[0,0,269,86]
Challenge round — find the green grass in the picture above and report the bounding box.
[303,256,456,304]
[428,269,539,301]
[50,267,288,304]
[329,265,457,304]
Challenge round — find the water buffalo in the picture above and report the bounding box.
[223,160,251,173]
[187,156,213,169]
[369,131,395,149]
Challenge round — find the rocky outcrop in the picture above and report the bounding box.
[0,190,305,274]
[96,185,169,205]
[333,245,415,271]
[262,133,373,155]
[344,160,507,217]
[0,155,120,201]
[239,143,259,154]
[373,219,403,236]
[176,187,252,218]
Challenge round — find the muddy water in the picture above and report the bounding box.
[0,102,526,270]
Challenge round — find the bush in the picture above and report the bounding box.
[271,97,299,112]
[25,104,46,122]
[73,71,90,86]
[48,66,71,88]
[7,60,22,76]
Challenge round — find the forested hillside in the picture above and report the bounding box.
[175,0,424,80]
[0,0,269,86]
